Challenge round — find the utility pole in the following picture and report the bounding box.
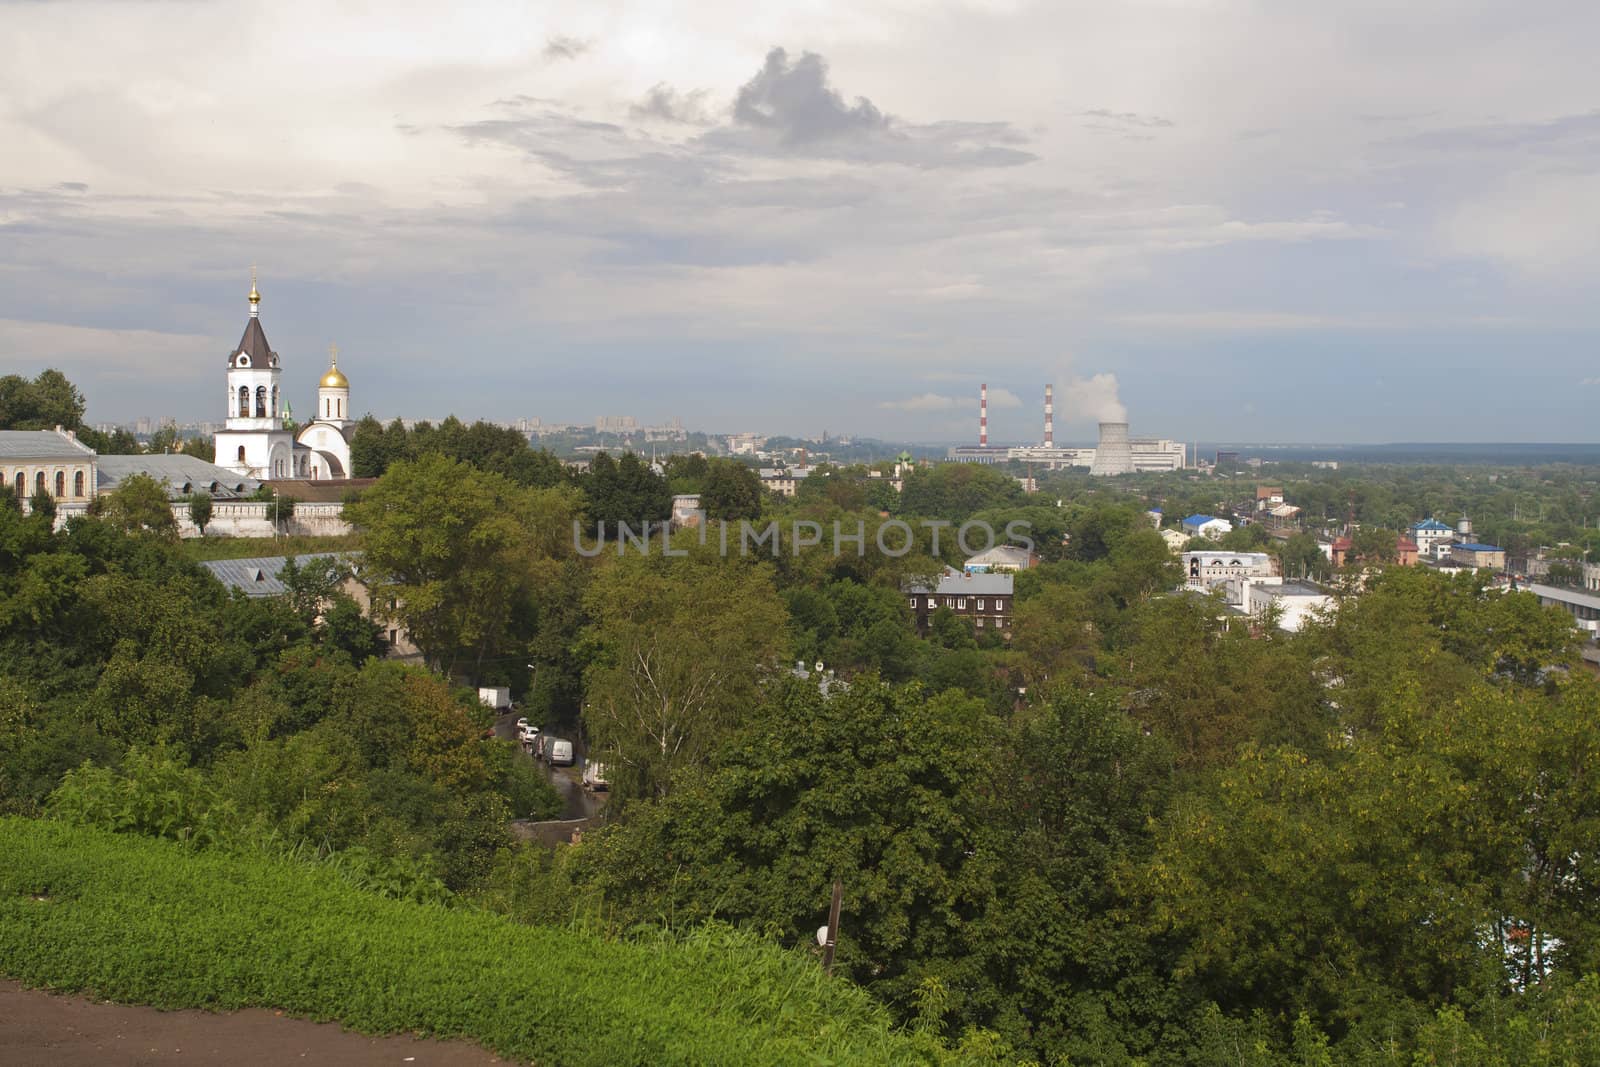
[821,880,843,976]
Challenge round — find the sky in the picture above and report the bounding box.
[3,0,1599,443]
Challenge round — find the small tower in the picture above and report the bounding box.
[317,343,352,428]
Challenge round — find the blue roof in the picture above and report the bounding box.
[1412,519,1451,532]
[1454,542,1502,552]
[1148,507,1163,513]
[1182,514,1217,526]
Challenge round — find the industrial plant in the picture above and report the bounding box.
[948,383,1186,474]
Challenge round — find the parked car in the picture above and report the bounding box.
[518,723,540,744]
[545,738,575,767]
[582,762,609,791]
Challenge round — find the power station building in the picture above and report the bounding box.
[947,384,1186,473]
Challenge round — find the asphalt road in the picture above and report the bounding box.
[0,981,516,1066]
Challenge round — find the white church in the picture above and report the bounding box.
[214,275,355,481]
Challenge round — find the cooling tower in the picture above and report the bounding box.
[1089,421,1133,476]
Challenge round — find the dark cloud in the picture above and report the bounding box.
[57,181,88,192]
[733,47,888,143]
[630,84,713,125]
[701,46,1035,168]
[542,35,589,61]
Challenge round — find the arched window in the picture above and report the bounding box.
[74,471,85,497]
[13,472,23,498]
[35,471,45,495]
[255,386,267,418]
[271,385,279,417]
[238,386,250,417]
[237,445,246,463]
[54,471,65,497]
[337,399,342,419]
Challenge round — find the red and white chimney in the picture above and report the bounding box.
[979,382,988,446]
[1044,383,1054,447]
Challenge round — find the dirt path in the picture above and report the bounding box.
[0,981,521,1066]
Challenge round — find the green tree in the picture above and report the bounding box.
[345,454,580,680]
[0,369,86,430]
[187,491,213,535]
[89,473,177,539]
[581,552,789,802]
[700,459,763,521]
[579,677,994,1017]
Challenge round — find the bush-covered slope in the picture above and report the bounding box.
[0,818,968,1067]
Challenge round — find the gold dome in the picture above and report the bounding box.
[320,343,348,389]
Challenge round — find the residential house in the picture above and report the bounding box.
[907,568,1014,635]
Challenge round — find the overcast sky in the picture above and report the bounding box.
[3,1,1598,443]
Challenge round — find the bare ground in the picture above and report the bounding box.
[0,981,522,1067]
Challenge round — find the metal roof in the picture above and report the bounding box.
[1526,582,1600,612]
[1412,519,1452,531]
[1454,543,1504,552]
[97,454,261,499]
[909,567,1014,596]
[0,429,97,460]
[201,552,361,597]
[1182,513,1221,526]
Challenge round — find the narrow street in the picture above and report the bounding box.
[492,711,607,845]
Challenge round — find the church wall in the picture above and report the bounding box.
[174,500,352,539]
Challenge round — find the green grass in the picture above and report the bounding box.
[179,534,359,562]
[0,819,967,1066]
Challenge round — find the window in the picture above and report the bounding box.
[35,471,45,494]
[237,445,246,463]
[957,598,966,609]
[926,597,935,608]
[975,617,984,628]
[337,399,342,418]
[54,471,65,497]
[13,472,23,498]
[238,386,250,417]
[976,598,985,611]
[255,386,267,418]
[326,398,331,418]
[908,597,916,608]
[74,470,85,497]
[271,385,279,417]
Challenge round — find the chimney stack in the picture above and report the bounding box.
[1043,383,1054,447]
[979,382,988,447]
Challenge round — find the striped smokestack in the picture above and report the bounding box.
[979,382,988,446]
[1044,383,1054,447]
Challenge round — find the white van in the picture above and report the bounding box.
[582,762,609,791]
[546,738,575,766]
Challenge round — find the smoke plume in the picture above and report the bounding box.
[1060,371,1126,424]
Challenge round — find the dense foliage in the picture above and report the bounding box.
[0,819,988,1066]
[7,378,1600,1064]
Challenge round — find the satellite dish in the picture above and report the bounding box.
[814,661,825,673]
[816,924,830,947]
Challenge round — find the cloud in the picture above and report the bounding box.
[701,47,1036,168]
[630,84,713,125]
[1582,377,1600,387]
[1082,109,1174,130]
[987,387,1022,408]
[733,47,887,143]
[1397,110,1600,156]
[542,35,589,61]
[879,392,959,412]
